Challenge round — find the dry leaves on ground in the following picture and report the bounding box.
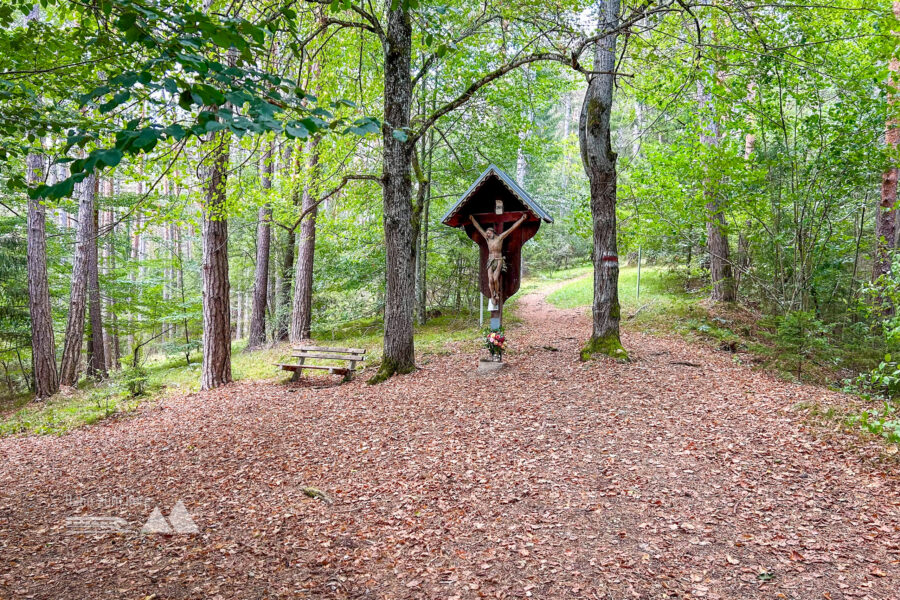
[1,290,899,599]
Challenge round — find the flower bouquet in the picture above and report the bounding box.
[484,328,507,362]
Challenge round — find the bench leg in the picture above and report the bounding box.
[342,360,357,383]
[292,358,305,383]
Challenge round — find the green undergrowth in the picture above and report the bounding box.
[797,400,900,450]
[544,266,846,380]
[543,264,898,448]
[546,266,877,384]
[0,380,145,437]
[547,265,692,318]
[0,309,482,437]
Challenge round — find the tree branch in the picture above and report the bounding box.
[409,1,669,143]
[281,174,382,233]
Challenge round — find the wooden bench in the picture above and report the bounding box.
[276,345,366,383]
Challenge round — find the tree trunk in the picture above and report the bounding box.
[276,230,295,341]
[371,6,417,383]
[291,135,321,342]
[415,128,434,325]
[87,207,107,379]
[875,0,900,281]
[200,128,233,390]
[579,0,626,361]
[516,139,527,187]
[247,142,274,349]
[415,188,430,325]
[26,153,59,398]
[128,208,140,353]
[59,173,97,386]
[101,179,120,371]
[698,72,735,302]
[275,144,299,341]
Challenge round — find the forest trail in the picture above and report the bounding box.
[2,282,900,599]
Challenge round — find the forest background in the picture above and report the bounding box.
[2,0,900,439]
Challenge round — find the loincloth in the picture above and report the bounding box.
[488,256,507,272]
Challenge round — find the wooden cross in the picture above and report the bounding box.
[466,209,532,330]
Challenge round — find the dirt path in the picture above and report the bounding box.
[1,283,899,599]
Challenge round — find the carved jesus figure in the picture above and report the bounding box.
[470,213,528,305]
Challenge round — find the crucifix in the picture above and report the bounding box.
[468,211,527,323]
[440,165,552,334]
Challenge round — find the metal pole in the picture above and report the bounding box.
[480,293,484,327]
[636,246,642,301]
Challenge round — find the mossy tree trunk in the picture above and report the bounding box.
[698,72,735,302]
[371,6,417,383]
[200,50,235,390]
[200,127,233,391]
[578,0,627,361]
[87,207,107,379]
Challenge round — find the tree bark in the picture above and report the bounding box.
[276,231,295,341]
[875,0,900,282]
[104,201,121,371]
[275,145,299,341]
[415,129,435,325]
[579,0,627,361]
[698,73,735,302]
[247,141,274,349]
[371,6,417,383]
[200,128,233,390]
[26,153,59,398]
[87,207,107,379]
[59,173,97,386]
[291,136,321,342]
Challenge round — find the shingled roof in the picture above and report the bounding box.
[440,164,553,226]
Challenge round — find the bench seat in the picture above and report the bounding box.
[276,345,367,382]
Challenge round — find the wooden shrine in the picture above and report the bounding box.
[441,165,552,330]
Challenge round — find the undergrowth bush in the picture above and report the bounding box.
[121,366,149,397]
[775,311,829,379]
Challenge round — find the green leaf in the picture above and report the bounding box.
[193,84,225,106]
[285,124,309,139]
[346,117,381,136]
[178,89,194,110]
[132,128,158,149]
[204,120,226,133]
[99,91,130,114]
[163,124,187,140]
[116,11,138,30]
[94,148,123,169]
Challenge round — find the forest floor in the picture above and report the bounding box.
[2,282,900,599]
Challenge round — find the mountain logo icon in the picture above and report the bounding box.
[140,501,198,534]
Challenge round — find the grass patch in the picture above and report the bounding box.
[0,382,144,437]
[547,265,694,323]
[1,309,482,437]
[543,264,889,392]
[548,267,785,363]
